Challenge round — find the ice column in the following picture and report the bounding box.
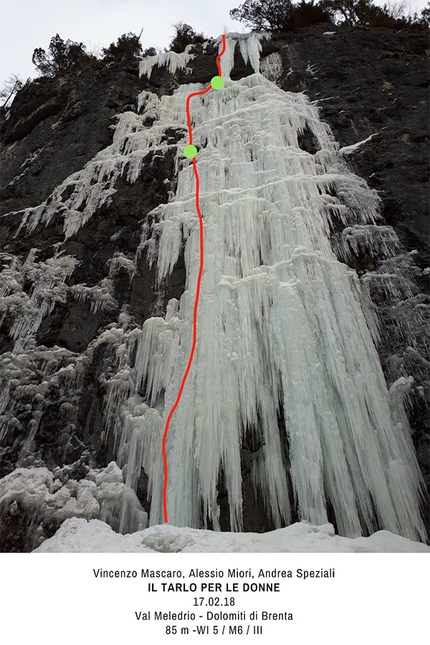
[129,68,424,542]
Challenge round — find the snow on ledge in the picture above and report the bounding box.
[33,518,430,553]
[339,133,378,156]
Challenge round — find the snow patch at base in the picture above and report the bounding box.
[34,518,430,553]
[0,463,147,549]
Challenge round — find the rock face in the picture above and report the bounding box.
[0,27,428,550]
[274,26,429,264]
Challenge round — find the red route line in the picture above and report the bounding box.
[162,34,227,523]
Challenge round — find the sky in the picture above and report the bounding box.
[0,0,427,89]
[0,0,241,88]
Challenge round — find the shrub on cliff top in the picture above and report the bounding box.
[230,0,430,30]
[229,0,333,30]
[168,23,205,53]
[32,34,94,77]
[102,32,143,62]
[230,0,296,30]
[284,1,333,29]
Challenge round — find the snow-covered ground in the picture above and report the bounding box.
[34,517,429,553]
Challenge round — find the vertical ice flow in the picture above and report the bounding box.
[127,35,425,541]
[4,35,424,542]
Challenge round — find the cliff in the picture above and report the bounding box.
[0,26,428,550]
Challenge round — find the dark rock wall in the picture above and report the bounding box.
[1,62,143,215]
[273,26,429,264]
[0,28,428,549]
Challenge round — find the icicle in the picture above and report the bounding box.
[2,32,425,545]
[13,94,183,240]
[335,224,400,265]
[220,33,267,79]
[125,71,425,541]
[1,250,79,350]
[260,52,284,83]
[108,253,136,279]
[139,46,196,79]
[70,279,118,313]
[0,462,147,550]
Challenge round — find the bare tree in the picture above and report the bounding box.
[0,74,24,109]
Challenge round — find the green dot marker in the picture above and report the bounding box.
[211,76,225,90]
[183,144,198,159]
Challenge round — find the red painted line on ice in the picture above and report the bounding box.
[215,35,227,76]
[162,35,227,523]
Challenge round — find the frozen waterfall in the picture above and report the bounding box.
[110,35,425,541]
[0,34,426,545]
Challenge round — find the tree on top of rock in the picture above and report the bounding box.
[102,31,144,62]
[32,34,94,77]
[229,0,332,30]
[229,0,296,30]
[229,0,430,30]
[168,23,205,53]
